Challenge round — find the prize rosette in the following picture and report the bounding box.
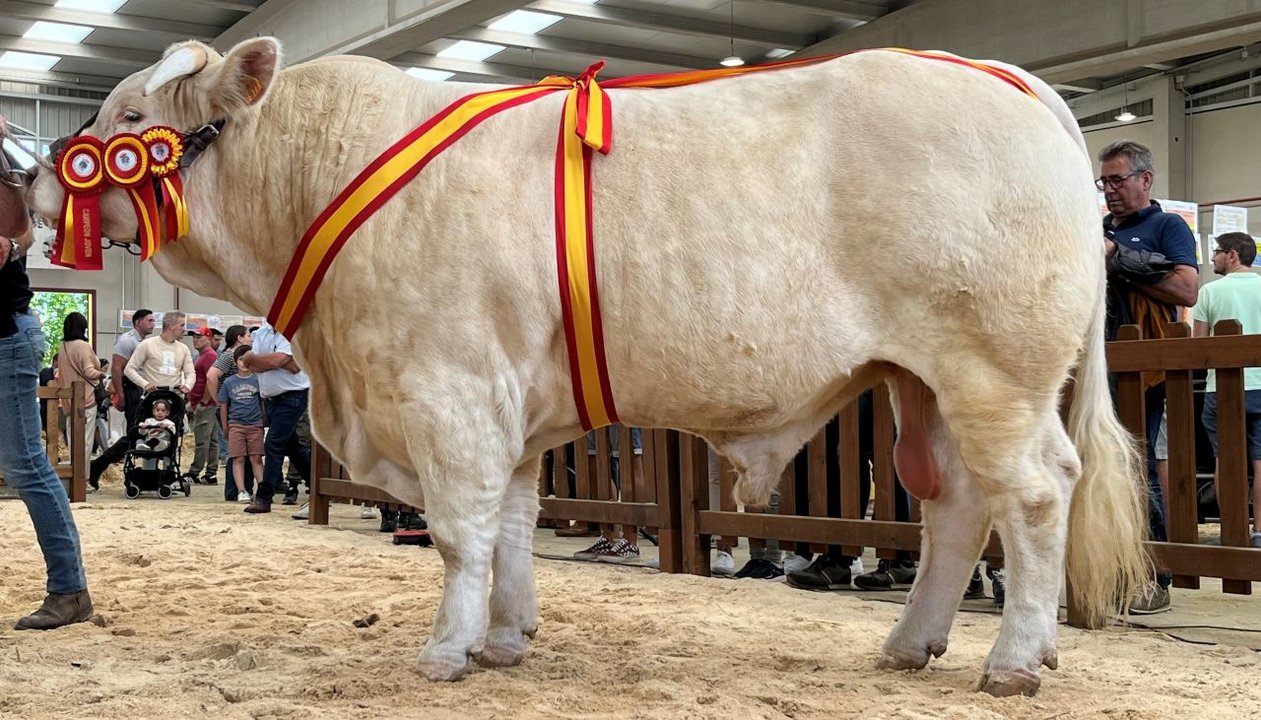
[106,133,163,260]
[53,135,107,270]
[141,126,189,241]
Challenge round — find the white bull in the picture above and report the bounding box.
[29,38,1149,697]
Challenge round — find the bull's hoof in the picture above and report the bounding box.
[478,626,533,668]
[415,645,477,682]
[876,641,945,671]
[978,669,1041,697]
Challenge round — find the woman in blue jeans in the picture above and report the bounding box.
[1,222,93,629]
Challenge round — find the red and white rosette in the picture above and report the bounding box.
[53,136,107,270]
[141,126,189,241]
[106,133,162,260]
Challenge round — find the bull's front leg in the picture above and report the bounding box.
[413,421,516,681]
[479,455,543,668]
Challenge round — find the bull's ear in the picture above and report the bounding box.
[207,37,282,116]
[144,43,210,96]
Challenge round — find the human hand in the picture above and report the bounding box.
[176,384,189,395]
[1104,237,1117,257]
[112,394,124,411]
[144,383,157,393]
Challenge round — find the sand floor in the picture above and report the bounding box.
[2,481,1260,720]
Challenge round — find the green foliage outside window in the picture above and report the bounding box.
[28,291,93,367]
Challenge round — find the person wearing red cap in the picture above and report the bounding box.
[184,326,220,485]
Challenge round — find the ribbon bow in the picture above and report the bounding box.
[52,126,189,270]
[541,61,614,156]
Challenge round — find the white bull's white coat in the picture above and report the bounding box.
[28,38,1150,697]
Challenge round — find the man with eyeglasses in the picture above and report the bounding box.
[1098,139,1199,614]
[1193,232,1261,550]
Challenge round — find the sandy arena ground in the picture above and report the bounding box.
[2,475,1260,720]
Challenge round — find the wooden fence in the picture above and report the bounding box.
[307,324,1259,623]
[0,381,87,503]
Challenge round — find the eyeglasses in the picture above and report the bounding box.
[1213,248,1231,255]
[1095,171,1143,191]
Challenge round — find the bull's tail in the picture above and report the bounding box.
[1063,274,1151,627]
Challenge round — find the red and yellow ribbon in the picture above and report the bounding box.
[268,48,1042,429]
[52,125,188,269]
[53,136,106,271]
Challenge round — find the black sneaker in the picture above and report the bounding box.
[964,565,985,599]
[988,567,1005,607]
[281,491,299,506]
[786,555,852,591]
[734,558,785,580]
[400,512,427,531]
[379,509,399,533]
[853,559,918,590]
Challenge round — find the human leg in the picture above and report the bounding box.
[0,314,90,618]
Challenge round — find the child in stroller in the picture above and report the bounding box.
[122,388,191,499]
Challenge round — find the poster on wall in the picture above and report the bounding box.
[1212,204,1249,237]
[185,314,209,332]
[1157,199,1201,263]
[243,316,265,329]
[219,314,243,329]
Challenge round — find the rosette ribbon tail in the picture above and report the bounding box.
[56,191,102,270]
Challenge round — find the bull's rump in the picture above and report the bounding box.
[312,51,1099,431]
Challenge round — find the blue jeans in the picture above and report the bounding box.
[0,312,87,595]
[257,389,311,502]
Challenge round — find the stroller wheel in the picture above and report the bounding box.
[158,485,173,499]
[124,483,141,499]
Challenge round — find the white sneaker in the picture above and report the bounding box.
[782,554,811,574]
[291,502,309,520]
[712,550,736,577]
[360,506,376,520]
[850,557,865,576]
[237,493,251,503]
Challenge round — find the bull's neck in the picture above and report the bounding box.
[151,69,472,327]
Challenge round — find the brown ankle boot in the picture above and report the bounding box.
[14,589,94,630]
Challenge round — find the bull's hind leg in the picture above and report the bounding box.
[879,386,992,670]
[480,455,543,668]
[413,419,515,681]
[978,415,1077,697]
[929,380,1071,697]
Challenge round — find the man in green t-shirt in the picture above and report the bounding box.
[1193,231,1261,548]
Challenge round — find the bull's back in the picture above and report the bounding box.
[576,52,1100,427]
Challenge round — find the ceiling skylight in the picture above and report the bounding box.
[406,67,455,82]
[24,21,92,44]
[765,48,795,60]
[55,0,127,12]
[437,40,505,62]
[0,51,61,71]
[488,10,562,35]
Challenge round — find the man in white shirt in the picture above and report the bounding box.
[124,311,194,393]
[240,322,311,514]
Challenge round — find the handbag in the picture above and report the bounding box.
[92,379,110,408]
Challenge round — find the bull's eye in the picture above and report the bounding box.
[71,153,96,177]
[122,109,142,122]
[115,149,138,171]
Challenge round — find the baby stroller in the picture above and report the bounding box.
[121,388,191,499]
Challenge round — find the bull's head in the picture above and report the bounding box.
[28,37,280,249]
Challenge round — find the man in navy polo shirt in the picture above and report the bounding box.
[1099,139,1199,614]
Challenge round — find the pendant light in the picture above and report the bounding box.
[1115,73,1136,123]
[720,1,743,67]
